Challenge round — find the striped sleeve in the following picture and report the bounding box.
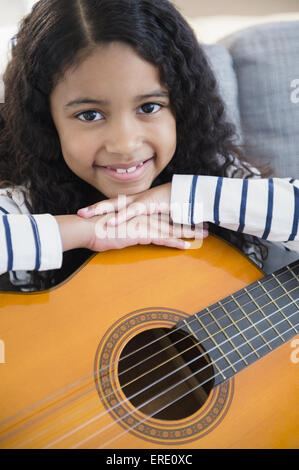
[0,190,63,274]
[0,214,63,274]
[170,175,299,253]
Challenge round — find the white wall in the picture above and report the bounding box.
[0,0,27,26]
[1,0,299,27]
[173,0,299,17]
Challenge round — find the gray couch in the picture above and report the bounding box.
[202,21,299,273]
[204,21,299,178]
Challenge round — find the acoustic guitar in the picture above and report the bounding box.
[0,234,298,449]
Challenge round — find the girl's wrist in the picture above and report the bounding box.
[54,214,93,252]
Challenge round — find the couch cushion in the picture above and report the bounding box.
[0,25,18,103]
[221,21,299,178]
[202,43,242,142]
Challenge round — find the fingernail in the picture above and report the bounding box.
[78,207,95,218]
[184,241,191,249]
[77,208,87,216]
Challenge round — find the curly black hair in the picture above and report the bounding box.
[0,0,271,287]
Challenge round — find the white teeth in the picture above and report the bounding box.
[114,165,140,173]
[126,166,137,173]
[106,160,147,173]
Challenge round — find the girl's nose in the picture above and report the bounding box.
[103,116,143,155]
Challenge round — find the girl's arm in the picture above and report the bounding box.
[0,196,191,275]
[170,175,299,253]
[0,187,92,275]
[0,212,94,275]
[0,189,61,274]
[54,215,92,252]
[0,212,63,275]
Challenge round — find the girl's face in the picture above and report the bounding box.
[50,42,177,198]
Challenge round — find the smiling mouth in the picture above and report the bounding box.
[105,160,146,174]
[99,156,154,173]
[94,155,155,181]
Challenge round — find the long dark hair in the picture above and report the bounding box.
[0,0,270,284]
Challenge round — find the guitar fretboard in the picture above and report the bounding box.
[177,260,299,386]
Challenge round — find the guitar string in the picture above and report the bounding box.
[13,284,298,449]
[24,321,299,450]
[0,268,297,439]
[74,313,299,450]
[42,301,298,449]
[7,279,298,449]
[94,277,299,391]
[69,306,299,449]
[96,282,299,401]
[1,265,297,444]
[89,262,299,375]
[97,321,299,450]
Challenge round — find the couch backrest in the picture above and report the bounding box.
[220,21,299,178]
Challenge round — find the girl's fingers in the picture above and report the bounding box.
[77,203,112,218]
[151,215,208,240]
[108,200,169,226]
[108,202,145,226]
[77,195,128,219]
[151,238,191,250]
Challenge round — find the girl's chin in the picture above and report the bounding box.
[95,180,152,199]
[96,175,155,198]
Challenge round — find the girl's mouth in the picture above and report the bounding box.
[94,156,155,181]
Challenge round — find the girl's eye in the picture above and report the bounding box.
[138,103,163,114]
[76,103,163,122]
[76,110,103,122]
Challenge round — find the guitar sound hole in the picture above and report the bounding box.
[118,327,214,421]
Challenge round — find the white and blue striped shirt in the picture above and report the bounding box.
[170,175,299,253]
[0,187,63,275]
[0,176,298,276]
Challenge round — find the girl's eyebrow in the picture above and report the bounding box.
[64,90,169,109]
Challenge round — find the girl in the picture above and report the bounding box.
[0,0,297,291]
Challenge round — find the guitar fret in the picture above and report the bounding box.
[192,314,227,380]
[184,316,230,380]
[244,286,283,347]
[286,263,299,281]
[287,265,299,283]
[183,318,199,342]
[205,307,239,373]
[285,264,299,308]
[219,299,261,359]
[231,294,270,354]
[271,273,298,335]
[257,280,290,342]
[217,301,249,365]
[174,262,299,390]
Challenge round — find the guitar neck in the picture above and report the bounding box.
[177,260,299,386]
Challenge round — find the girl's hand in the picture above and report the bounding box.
[77,182,172,225]
[77,182,209,234]
[86,212,205,252]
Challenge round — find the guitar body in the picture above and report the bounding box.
[0,235,298,449]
